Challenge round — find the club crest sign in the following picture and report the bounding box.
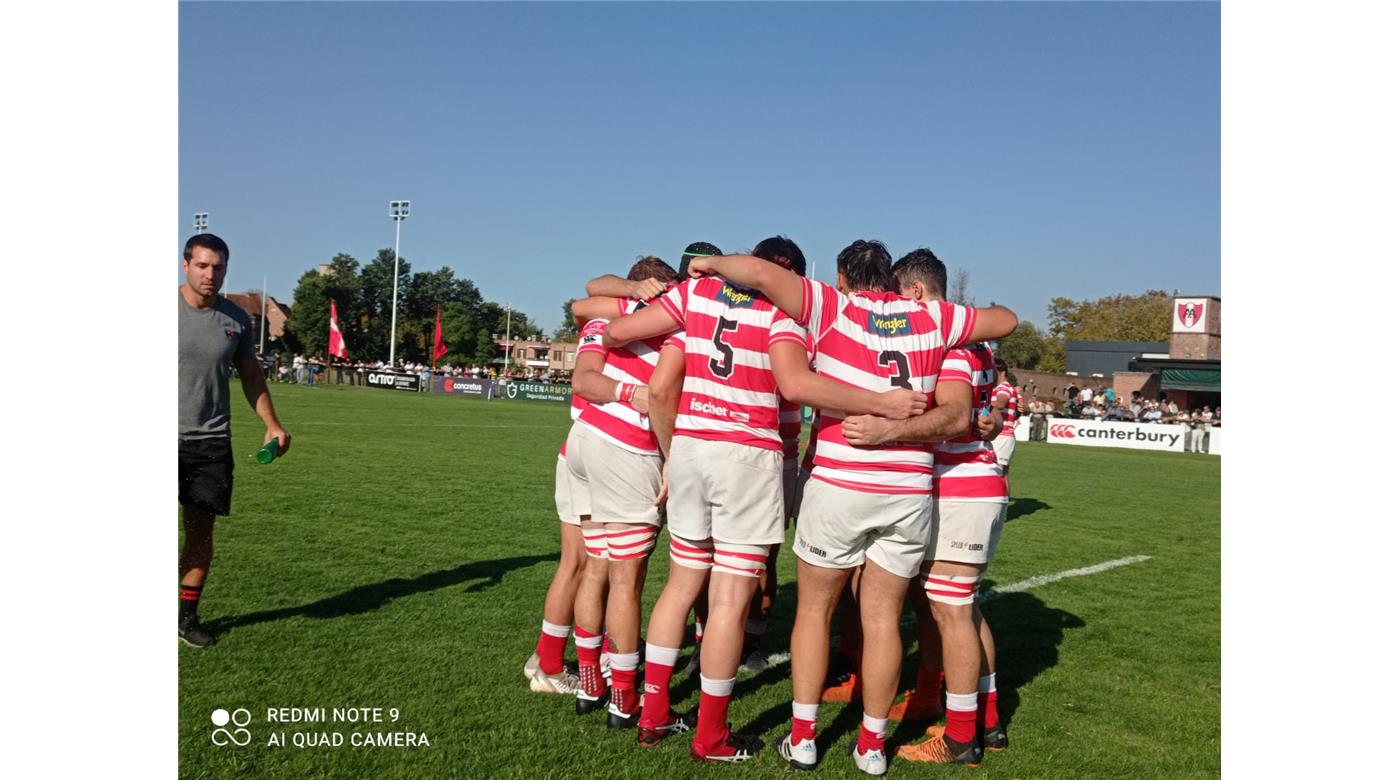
[1173,297,1208,333]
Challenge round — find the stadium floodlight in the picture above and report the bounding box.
[388,200,411,367]
[194,212,208,234]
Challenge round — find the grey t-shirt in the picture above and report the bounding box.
[179,291,255,439]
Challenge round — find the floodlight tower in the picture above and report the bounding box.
[388,199,411,368]
[194,212,208,234]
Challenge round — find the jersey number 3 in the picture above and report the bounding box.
[879,350,912,389]
[709,317,740,378]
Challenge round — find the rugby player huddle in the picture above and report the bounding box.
[521,237,1021,774]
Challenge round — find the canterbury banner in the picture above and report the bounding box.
[1041,417,1221,455]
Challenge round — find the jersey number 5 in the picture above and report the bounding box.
[879,350,912,389]
[709,317,740,378]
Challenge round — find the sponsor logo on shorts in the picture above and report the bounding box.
[866,312,912,336]
[947,541,985,551]
[797,536,827,558]
[715,284,757,308]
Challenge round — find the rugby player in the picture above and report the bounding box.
[686,242,1017,775]
[563,257,682,726]
[990,359,1021,490]
[604,236,929,763]
[523,258,676,696]
[863,249,1009,763]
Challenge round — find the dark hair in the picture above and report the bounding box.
[892,248,946,298]
[183,233,229,263]
[994,358,1008,373]
[679,241,721,278]
[751,235,807,278]
[627,256,679,284]
[835,239,897,293]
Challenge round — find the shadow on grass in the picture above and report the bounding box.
[975,590,1083,728]
[1006,497,1051,523]
[208,553,556,633]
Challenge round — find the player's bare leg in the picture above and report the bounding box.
[638,543,710,745]
[823,574,864,702]
[975,604,1006,750]
[899,559,986,765]
[178,506,216,646]
[691,546,767,762]
[528,522,586,693]
[742,545,780,671]
[572,518,611,714]
[889,577,943,721]
[603,521,655,727]
[850,559,912,770]
[777,558,851,769]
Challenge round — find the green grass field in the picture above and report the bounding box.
[179,382,1220,779]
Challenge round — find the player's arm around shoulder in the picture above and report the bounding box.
[236,354,290,455]
[842,379,971,447]
[602,296,680,348]
[688,254,807,321]
[966,304,1019,345]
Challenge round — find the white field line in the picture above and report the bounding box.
[897,555,1153,627]
[977,555,1152,602]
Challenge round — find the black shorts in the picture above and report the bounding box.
[179,437,234,516]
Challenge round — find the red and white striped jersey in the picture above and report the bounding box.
[992,381,1020,437]
[786,277,979,495]
[777,329,815,469]
[572,298,683,455]
[933,345,1008,502]
[658,277,792,450]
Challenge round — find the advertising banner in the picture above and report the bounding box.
[366,371,421,392]
[502,380,572,404]
[1043,417,1221,455]
[431,376,494,398]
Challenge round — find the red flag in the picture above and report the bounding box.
[328,299,348,359]
[432,307,449,368]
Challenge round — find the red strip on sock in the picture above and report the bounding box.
[535,631,567,676]
[979,690,1000,729]
[693,690,732,754]
[946,706,978,745]
[639,661,675,729]
[856,725,884,755]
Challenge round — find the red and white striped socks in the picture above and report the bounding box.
[856,714,888,755]
[640,643,680,729]
[979,673,1000,730]
[790,701,819,743]
[574,626,604,697]
[945,691,979,745]
[534,620,570,676]
[610,650,640,712]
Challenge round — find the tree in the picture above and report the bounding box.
[359,248,412,362]
[286,269,330,357]
[995,321,1049,370]
[1046,290,1173,343]
[475,328,497,367]
[948,268,974,306]
[554,298,580,342]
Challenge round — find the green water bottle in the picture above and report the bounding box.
[256,439,280,464]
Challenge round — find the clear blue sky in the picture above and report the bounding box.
[179,1,1219,336]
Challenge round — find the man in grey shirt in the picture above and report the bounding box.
[179,233,291,647]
